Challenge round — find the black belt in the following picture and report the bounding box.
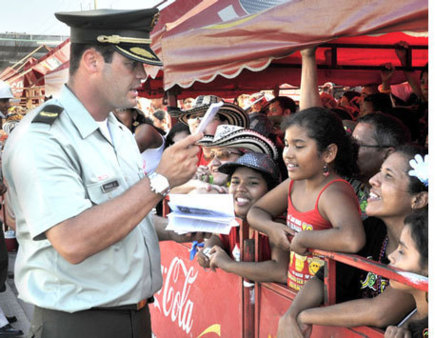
[94,296,154,311]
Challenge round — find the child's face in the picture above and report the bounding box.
[388,225,426,290]
[366,152,413,219]
[282,125,323,180]
[229,167,268,218]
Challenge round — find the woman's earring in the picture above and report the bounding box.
[323,163,330,177]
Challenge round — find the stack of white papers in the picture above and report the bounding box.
[166,194,239,235]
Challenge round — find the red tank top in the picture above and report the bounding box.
[286,178,359,290]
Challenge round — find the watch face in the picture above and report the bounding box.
[150,173,170,196]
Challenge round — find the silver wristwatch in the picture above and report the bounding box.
[148,172,170,197]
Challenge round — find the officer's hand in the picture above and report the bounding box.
[156,133,203,187]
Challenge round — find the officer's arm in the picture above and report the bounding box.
[46,133,203,264]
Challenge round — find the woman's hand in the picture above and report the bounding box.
[208,246,233,271]
[384,325,412,338]
[197,248,211,268]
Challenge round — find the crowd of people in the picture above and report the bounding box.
[0,5,429,338]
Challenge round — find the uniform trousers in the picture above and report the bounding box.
[28,304,152,338]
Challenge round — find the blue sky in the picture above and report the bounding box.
[0,0,162,35]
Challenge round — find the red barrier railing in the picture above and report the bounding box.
[158,198,427,337]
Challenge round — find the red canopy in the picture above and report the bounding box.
[141,0,427,98]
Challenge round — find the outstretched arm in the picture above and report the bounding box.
[277,277,324,338]
[298,286,415,328]
[299,47,322,110]
[208,243,289,283]
[247,179,293,251]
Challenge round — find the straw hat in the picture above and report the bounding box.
[197,125,278,160]
[177,95,249,128]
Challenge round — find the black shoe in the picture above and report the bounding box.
[5,317,17,324]
[0,324,23,337]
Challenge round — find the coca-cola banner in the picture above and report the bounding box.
[150,241,243,337]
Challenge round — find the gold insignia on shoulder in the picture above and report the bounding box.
[130,47,156,59]
[40,112,59,118]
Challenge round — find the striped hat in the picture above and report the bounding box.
[178,95,249,128]
[197,125,278,160]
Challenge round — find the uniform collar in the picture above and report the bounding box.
[59,85,99,139]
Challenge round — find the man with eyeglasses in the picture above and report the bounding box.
[352,113,411,184]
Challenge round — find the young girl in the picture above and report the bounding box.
[197,152,288,283]
[384,210,428,338]
[248,107,365,290]
[277,145,428,336]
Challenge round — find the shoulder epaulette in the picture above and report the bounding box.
[32,105,64,125]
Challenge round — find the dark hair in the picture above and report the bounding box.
[330,108,353,121]
[164,122,190,148]
[342,90,361,102]
[269,96,297,114]
[69,43,115,75]
[404,210,428,270]
[153,110,166,121]
[281,107,358,177]
[388,107,420,142]
[364,93,393,114]
[395,144,428,194]
[357,112,411,147]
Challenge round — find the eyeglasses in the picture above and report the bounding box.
[203,149,243,162]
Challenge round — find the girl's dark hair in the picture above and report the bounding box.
[281,107,358,177]
[394,144,428,194]
[404,210,428,271]
[164,122,190,148]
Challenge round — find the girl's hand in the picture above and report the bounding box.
[197,249,211,268]
[208,246,232,271]
[384,325,412,338]
[277,312,311,338]
[289,232,309,256]
[269,224,295,251]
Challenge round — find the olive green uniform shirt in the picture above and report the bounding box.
[2,86,162,312]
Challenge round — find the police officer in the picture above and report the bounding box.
[2,8,203,338]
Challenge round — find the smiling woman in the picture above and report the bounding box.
[278,144,428,334]
[196,152,289,284]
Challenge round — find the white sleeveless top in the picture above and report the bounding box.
[139,133,165,175]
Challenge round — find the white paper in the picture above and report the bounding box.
[166,194,238,234]
[195,101,224,134]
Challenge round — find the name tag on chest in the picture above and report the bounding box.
[101,180,119,193]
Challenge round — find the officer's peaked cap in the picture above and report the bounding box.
[55,8,162,66]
